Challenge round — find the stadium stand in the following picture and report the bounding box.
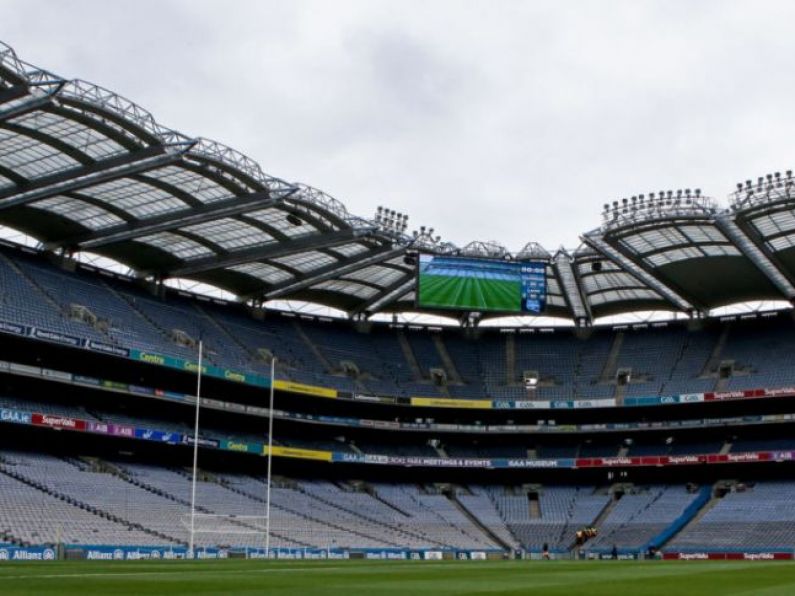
[3,37,795,561]
[4,251,795,402]
[669,482,795,551]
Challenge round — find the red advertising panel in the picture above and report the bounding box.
[31,413,86,431]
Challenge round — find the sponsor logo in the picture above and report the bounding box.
[744,553,775,560]
[599,457,633,466]
[224,370,246,383]
[182,436,219,449]
[34,414,84,430]
[678,553,709,560]
[667,455,702,465]
[111,424,135,438]
[89,422,110,434]
[0,320,26,335]
[87,341,129,357]
[183,362,207,375]
[505,459,558,469]
[32,328,82,346]
[510,400,551,409]
[727,452,762,463]
[660,396,677,404]
[138,352,166,366]
[224,441,249,452]
[2,548,57,560]
[1,409,31,424]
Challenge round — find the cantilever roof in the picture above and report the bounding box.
[1,40,795,323]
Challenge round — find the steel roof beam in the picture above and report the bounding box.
[0,144,191,209]
[715,213,795,299]
[47,192,278,250]
[356,276,414,314]
[265,245,405,300]
[163,228,374,278]
[583,232,697,313]
[552,251,590,322]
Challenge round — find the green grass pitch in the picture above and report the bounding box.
[1,559,794,595]
[419,274,520,312]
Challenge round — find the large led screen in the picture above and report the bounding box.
[417,254,546,313]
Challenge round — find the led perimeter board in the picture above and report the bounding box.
[416,254,546,313]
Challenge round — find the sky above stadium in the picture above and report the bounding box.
[3,0,795,253]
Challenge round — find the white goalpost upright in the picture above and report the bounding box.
[183,347,278,559]
[188,340,204,558]
[265,356,276,557]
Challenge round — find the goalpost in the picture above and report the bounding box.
[186,341,277,558]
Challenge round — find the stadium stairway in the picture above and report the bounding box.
[0,461,182,547]
[292,321,334,373]
[599,331,624,383]
[505,334,516,386]
[397,330,425,382]
[659,335,689,395]
[699,323,731,379]
[449,493,511,550]
[110,286,185,354]
[645,485,712,552]
[432,335,463,385]
[0,252,64,316]
[665,483,725,545]
[569,488,620,551]
[193,304,257,367]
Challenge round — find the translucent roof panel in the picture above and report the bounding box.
[136,231,215,260]
[768,235,795,252]
[9,111,127,161]
[0,128,82,180]
[271,250,337,273]
[142,166,234,205]
[328,242,370,258]
[620,228,689,253]
[32,196,126,231]
[618,223,738,267]
[245,207,320,238]
[581,270,643,295]
[180,218,274,251]
[314,279,379,299]
[228,262,293,284]
[748,210,795,253]
[546,294,567,307]
[343,265,407,287]
[80,178,189,219]
[288,201,343,232]
[678,225,728,243]
[645,244,740,267]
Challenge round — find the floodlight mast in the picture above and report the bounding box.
[265,356,276,557]
[188,340,203,559]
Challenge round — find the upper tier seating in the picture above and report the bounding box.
[2,250,795,401]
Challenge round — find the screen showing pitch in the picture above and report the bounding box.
[416,254,546,313]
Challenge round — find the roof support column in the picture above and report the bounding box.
[714,213,795,300]
[553,251,590,324]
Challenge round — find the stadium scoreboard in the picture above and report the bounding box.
[416,254,546,313]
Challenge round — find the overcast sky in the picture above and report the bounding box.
[3,0,795,252]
